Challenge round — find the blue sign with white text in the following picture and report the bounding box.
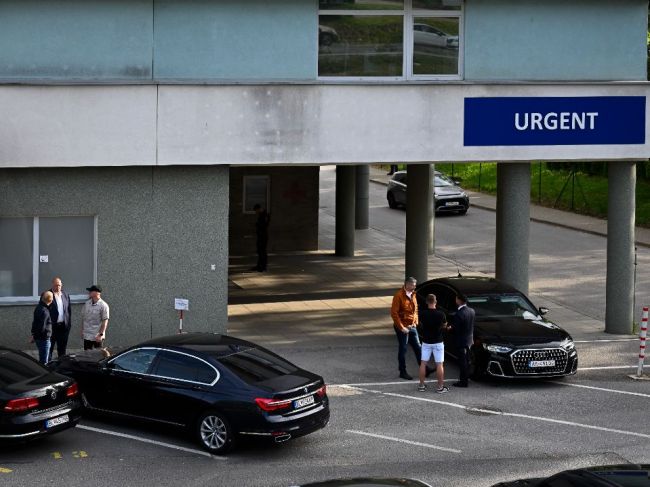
[464,96,646,146]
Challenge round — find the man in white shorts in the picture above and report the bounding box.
[418,294,450,393]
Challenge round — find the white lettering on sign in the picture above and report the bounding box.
[514,112,599,131]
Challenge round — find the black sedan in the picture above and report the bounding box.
[492,464,650,486]
[416,277,578,379]
[49,333,330,454]
[386,170,470,215]
[0,347,82,441]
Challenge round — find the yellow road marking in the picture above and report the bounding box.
[0,467,12,473]
[72,451,88,458]
[52,452,62,460]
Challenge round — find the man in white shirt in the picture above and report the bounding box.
[81,285,110,350]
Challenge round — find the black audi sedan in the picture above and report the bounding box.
[49,333,329,454]
[0,347,82,442]
[386,170,470,215]
[416,277,578,379]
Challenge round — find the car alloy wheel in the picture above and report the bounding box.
[197,411,233,454]
[387,192,398,209]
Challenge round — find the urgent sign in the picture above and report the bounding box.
[464,96,645,146]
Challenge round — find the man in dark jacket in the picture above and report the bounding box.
[451,293,475,388]
[48,277,72,360]
[32,291,54,364]
[253,203,270,272]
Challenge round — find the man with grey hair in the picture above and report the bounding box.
[390,277,422,380]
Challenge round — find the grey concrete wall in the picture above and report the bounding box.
[0,166,229,349]
[229,166,319,255]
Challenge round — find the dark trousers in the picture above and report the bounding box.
[458,345,470,384]
[84,339,104,351]
[395,327,422,373]
[256,237,268,271]
[49,324,70,360]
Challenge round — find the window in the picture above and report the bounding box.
[0,216,96,303]
[152,350,218,384]
[243,176,270,214]
[215,347,298,385]
[111,348,158,374]
[318,0,462,80]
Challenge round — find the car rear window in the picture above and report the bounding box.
[215,348,298,384]
[0,351,47,387]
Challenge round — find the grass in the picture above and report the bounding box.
[380,162,650,227]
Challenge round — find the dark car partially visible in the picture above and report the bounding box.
[50,333,329,454]
[492,464,650,486]
[0,347,81,442]
[416,277,578,379]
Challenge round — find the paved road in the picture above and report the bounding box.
[319,166,650,324]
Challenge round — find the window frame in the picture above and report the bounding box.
[318,0,464,81]
[0,215,97,306]
[242,175,270,215]
[149,349,220,386]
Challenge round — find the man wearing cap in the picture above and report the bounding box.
[81,285,110,350]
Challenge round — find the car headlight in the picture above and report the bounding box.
[561,339,575,351]
[484,344,512,353]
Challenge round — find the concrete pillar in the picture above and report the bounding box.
[606,162,636,334]
[405,164,431,282]
[355,165,369,230]
[429,164,435,255]
[335,165,355,257]
[495,163,530,294]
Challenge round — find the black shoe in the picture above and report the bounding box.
[425,367,436,378]
[453,381,468,388]
[399,372,413,380]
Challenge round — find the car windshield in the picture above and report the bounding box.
[214,347,298,384]
[0,350,47,387]
[467,294,540,320]
[434,175,454,187]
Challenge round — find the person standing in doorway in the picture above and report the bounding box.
[417,294,450,393]
[252,203,270,272]
[48,277,71,360]
[81,285,110,351]
[390,277,422,380]
[31,291,53,364]
[451,293,475,388]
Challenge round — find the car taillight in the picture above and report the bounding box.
[315,385,327,398]
[255,397,292,413]
[66,383,79,397]
[4,397,39,412]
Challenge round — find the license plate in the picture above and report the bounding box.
[45,414,69,429]
[529,360,555,368]
[293,395,315,409]
[445,201,459,206]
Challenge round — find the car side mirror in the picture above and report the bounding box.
[539,307,549,316]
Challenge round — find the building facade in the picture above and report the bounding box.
[0,0,647,348]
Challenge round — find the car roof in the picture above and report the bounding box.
[138,333,256,354]
[418,276,522,295]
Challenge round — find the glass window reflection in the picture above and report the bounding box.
[319,16,403,77]
[319,0,404,10]
[412,17,459,75]
[412,0,461,10]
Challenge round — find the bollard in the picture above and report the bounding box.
[637,306,649,377]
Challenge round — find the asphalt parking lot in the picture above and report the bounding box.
[2,336,647,487]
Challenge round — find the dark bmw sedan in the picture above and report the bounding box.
[49,333,329,454]
[416,277,578,379]
[0,347,81,441]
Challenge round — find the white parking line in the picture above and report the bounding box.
[347,430,461,453]
[579,365,637,371]
[342,386,650,440]
[574,339,637,343]
[549,381,650,398]
[78,425,225,460]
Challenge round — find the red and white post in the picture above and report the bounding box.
[178,309,184,334]
[637,306,649,377]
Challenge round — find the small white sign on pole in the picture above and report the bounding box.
[174,298,189,311]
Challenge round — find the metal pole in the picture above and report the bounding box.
[637,306,648,377]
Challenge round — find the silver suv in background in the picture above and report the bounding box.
[386,170,470,215]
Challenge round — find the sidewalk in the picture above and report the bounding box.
[369,164,650,248]
[228,166,634,348]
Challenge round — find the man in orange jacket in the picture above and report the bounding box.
[391,277,423,380]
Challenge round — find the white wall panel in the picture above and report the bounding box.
[0,84,648,168]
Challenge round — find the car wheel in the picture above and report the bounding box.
[459,208,468,215]
[196,410,233,454]
[319,33,334,46]
[387,192,398,209]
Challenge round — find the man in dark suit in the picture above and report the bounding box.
[452,293,475,388]
[48,276,72,360]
